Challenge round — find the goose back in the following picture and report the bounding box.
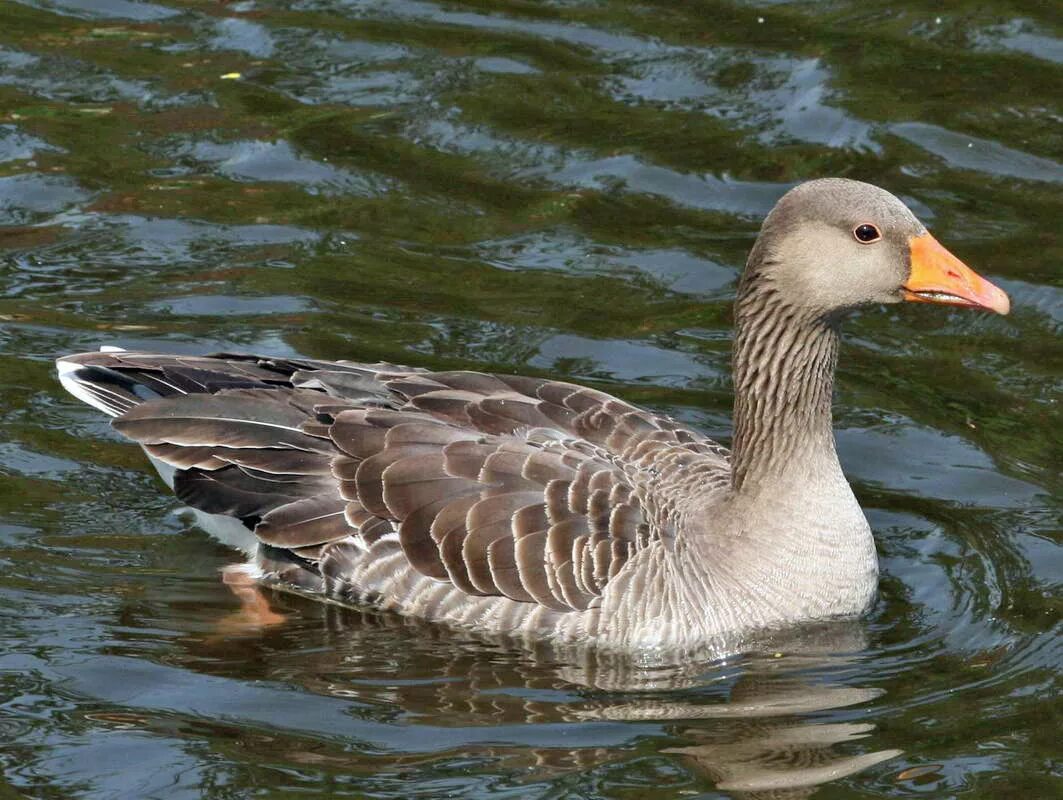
[58,350,734,643]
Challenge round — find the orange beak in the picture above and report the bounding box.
[903,233,1010,314]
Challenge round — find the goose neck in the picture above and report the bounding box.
[730,284,842,493]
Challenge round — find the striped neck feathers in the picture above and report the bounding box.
[730,264,842,493]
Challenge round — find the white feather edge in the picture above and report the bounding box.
[56,358,119,418]
[55,346,128,416]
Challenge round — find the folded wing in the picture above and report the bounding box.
[59,351,731,613]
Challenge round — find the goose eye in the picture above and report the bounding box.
[853,223,881,243]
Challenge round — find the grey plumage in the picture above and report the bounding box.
[55,179,1010,653]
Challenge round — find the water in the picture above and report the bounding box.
[0,1,1059,797]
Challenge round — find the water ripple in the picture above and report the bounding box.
[0,1,1058,797]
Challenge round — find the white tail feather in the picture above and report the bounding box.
[56,358,123,418]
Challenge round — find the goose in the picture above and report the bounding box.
[56,179,1010,652]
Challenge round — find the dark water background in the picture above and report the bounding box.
[0,1,1060,798]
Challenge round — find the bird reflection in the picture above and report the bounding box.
[161,583,900,798]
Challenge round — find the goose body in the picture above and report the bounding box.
[57,179,1009,653]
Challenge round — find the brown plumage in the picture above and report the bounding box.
[63,350,718,617]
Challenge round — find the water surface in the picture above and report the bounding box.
[0,1,1060,798]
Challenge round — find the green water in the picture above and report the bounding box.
[0,1,1060,797]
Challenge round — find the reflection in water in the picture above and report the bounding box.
[169,586,900,797]
[667,723,896,798]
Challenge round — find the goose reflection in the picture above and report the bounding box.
[160,587,900,798]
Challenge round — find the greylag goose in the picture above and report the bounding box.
[56,179,1009,652]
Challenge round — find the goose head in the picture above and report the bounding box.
[742,178,1010,317]
[730,178,1010,492]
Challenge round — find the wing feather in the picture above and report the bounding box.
[256,495,350,548]
[60,351,731,617]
